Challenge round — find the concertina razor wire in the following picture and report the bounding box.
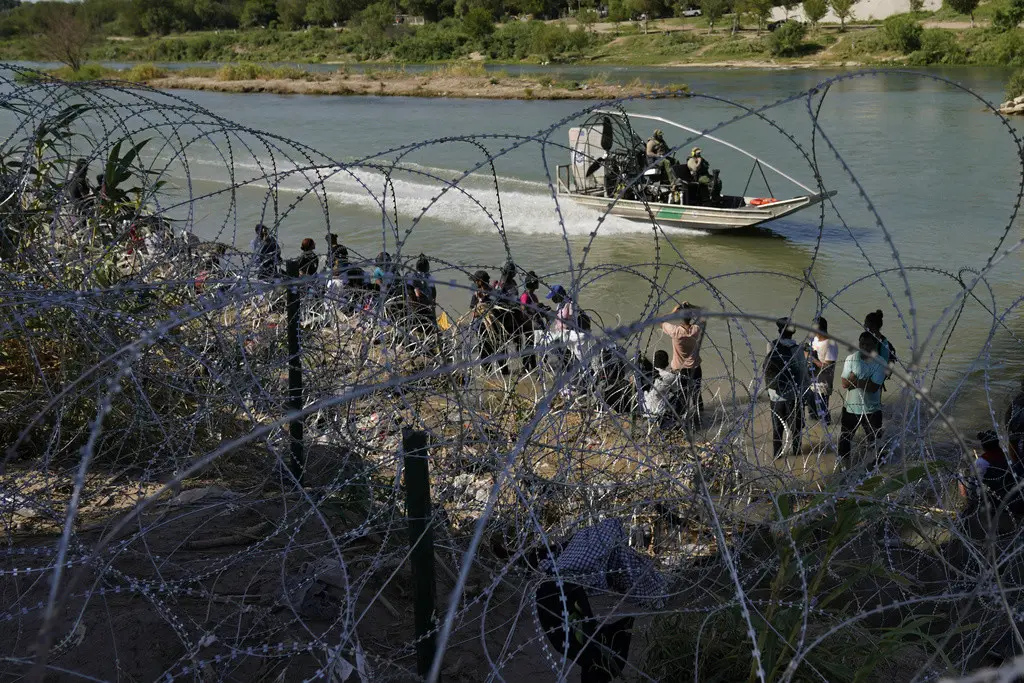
[1,64,1024,682]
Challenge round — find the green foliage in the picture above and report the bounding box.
[803,0,828,26]
[485,20,594,60]
[241,0,279,27]
[829,0,857,29]
[577,7,599,29]
[304,0,341,25]
[463,6,495,40]
[908,27,965,63]
[744,0,773,31]
[966,28,1024,64]
[768,19,807,55]
[123,62,169,81]
[993,0,1024,31]
[944,0,979,23]
[277,0,309,28]
[700,0,727,31]
[1006,66,1024,99]
[642,466,937,683]
[47,63,115,82]
[392,18,472,60]
[882,14,922,53]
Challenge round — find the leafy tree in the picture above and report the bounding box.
[241,0,278,26]
[455,0,504,17]
[781,0,798,18]
[277,0,309,27]
[463,5,495,38]
[944,0,979,26]
[134,0,182,35]
[731,0,744,33]
[828,0,856,30]
[39,3,95,72]
[745,0,772,32]
[304,0,343,25]
[357,0,395,37]
[624,0,668,22]
[402,0,447,21]
[81,0,122,27]
[909,0,924,12]
[802,0,827,27]
[700,0,726,31]
[768,18,806,54]
[577,6,599,30]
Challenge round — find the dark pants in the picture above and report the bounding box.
[672,366,702,427]
[838,409,883,462]
[679,366,704,423]
[807,391,831,425]
[519,323,537,372]
[771,398,804,458]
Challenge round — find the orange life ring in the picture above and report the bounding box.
[749,197,778,206]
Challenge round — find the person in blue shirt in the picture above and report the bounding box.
[839,332,888,464]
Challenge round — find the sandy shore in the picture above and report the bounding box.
[144,72,687,100]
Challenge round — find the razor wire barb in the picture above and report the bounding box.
[1,64,1024,683]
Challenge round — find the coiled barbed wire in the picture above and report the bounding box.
[1,64,1024,682]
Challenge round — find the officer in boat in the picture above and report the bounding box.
[645,129,678,187]
[687,147,723,204]
[687,147,711,184]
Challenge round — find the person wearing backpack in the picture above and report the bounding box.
[765,318,809,459]
[864,309,897,389]
[548,284,590,334]
[838,332,887,465]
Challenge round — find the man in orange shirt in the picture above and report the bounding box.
[661,301,704,427]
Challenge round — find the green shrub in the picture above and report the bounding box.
[50,63,113,82]
[485,20,596,61]
[968,29,1024,64]
[463,6,496,41]
[908,28,966,63]
[216,63,263,80]
[1007,67,1024,99]
[392,21,472,61]
[882,14,923,53]
[123,63,169,82]
[768,20,808,56]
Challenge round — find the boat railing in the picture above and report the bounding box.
[556,164,572,194]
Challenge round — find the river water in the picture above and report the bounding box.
[9,64,1024,427]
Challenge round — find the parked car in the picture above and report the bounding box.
[681,7,702,16]
[768,18,803,30]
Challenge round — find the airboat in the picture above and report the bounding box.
[555,110,836,232]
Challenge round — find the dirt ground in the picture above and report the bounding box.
[146,73,687,101]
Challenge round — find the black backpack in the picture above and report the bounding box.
[765,341,801,400]
[578,308,592,332]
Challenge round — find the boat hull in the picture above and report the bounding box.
[562,191,835,232]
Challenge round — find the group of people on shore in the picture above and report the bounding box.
[642,301,896,465]
[248,227,1024,506]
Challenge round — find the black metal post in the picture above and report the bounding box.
[403,428,438,681]
[285,258,304,484]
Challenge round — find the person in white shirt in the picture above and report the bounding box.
[643,350,679,428]
[806,316,838,425]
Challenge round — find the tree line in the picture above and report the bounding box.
[0,0,828,39]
